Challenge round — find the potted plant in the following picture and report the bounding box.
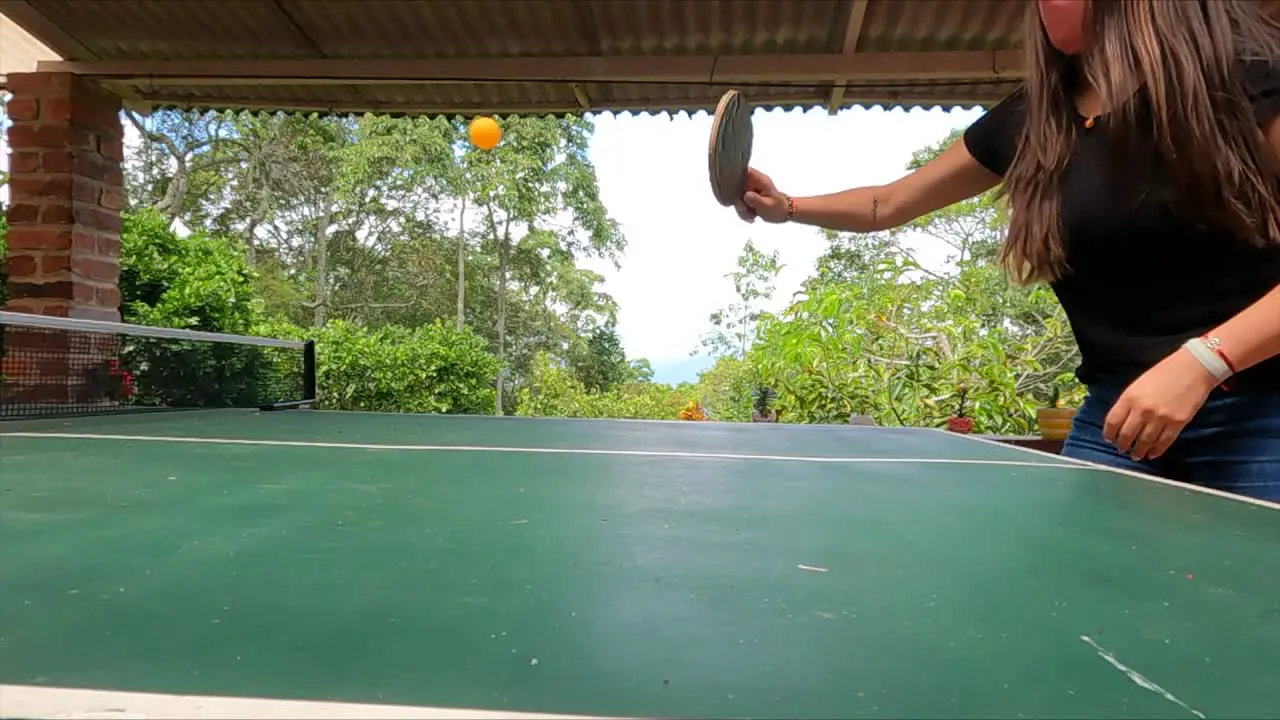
[750,385,778,423]
[1036,374,1077,440]
[678,400,707,421]
[946,386,974,434]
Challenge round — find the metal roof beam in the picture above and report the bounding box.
[827,0,870,114]
[35,51,1023,87]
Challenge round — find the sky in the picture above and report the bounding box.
[583,105,984,384]
[0,102,985,384]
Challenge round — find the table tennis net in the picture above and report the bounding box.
[0,311,316,420]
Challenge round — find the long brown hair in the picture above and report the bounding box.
[999,0,1280,284]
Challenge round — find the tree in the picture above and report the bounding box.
[119,108,628,418]
[123,109,239,224]
[570,325,629,393]
[625,358,655,384]
[456,115,625,412]
[698,239,783,358]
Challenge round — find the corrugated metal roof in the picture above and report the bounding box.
[2,0,1024,115]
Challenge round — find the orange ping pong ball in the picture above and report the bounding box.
[468,116,502,150]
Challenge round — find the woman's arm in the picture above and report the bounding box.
[1204,117,1280,374]
[787,140,1003,232]
[1209,285,1280,373]
[1104,114,1280,460]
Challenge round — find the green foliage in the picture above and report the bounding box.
[106,108,1084,430]
[695,356,757,423]
[744,128,1083,434]
[751,385,778,414]
[257,318,499,414]
[123,109,626,417]
[625,358,655,384]
[700,239,783,358]
[569,325,630,393]
[119,208,261,333]
[515,352,691,420]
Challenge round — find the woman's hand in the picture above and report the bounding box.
[1103,348,1219,461]
[738,168,791,223]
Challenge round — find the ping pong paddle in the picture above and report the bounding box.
[708,89,754,219]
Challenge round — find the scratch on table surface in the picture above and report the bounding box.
[1079,635,1205,719]
[796,564,828,573]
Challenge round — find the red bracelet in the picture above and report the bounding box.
[1201,334,1237,390]
[784,195,798,221]
[1201,335,1237,372]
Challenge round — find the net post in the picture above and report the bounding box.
[303,339,317,404]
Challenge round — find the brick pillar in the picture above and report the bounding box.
[2,73,124,412]
[3,71,124,321]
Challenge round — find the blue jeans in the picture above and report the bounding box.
[1062,380,1280,501]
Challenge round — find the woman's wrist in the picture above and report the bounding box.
[1180,335,1237,391]
[782,194,798,222]
[782,188,887,232]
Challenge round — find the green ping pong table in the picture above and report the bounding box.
[1,409,1278,719]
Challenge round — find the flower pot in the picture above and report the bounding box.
[751,409,777,423]
[1036,407,1076,441]
[946,416,974,434]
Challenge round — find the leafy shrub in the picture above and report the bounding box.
[515,352,691,420]
[695,355,756,422]
[120,209,261,333]
[256,317,499,414]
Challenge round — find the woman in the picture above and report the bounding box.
[737,0,1280,500]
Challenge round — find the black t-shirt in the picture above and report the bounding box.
[963,63,1280,387]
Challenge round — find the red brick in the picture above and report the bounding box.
[74,282,99,302]
[99,186,125,211]
[5,97,39,121]
[99,135,125,163]
[40,254,71,274]
[8,151,41,174]
[4,227,73,250]
[1,300,71,317]
[74,206,122,233]
[97,235,122,256]
[6,280,74,301]
[7,385,71,404]
[73,87,123,130]
[7,328,71,352]
[70,128,97,150]
[8,175,73,203]
[72,154,116,183]
[37,356,73,374]
[72,177,101,204]
[4,204,42,224]
[7,124,74,150]
[71,256,119,283]
[0,353,32,377]
[95,285,122,309]
[72,231,99,252]
[39,96,73,123]
[3,72,74,97]
[42,150,74,174]
[40,204,75,225]
[4,254,40,277]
